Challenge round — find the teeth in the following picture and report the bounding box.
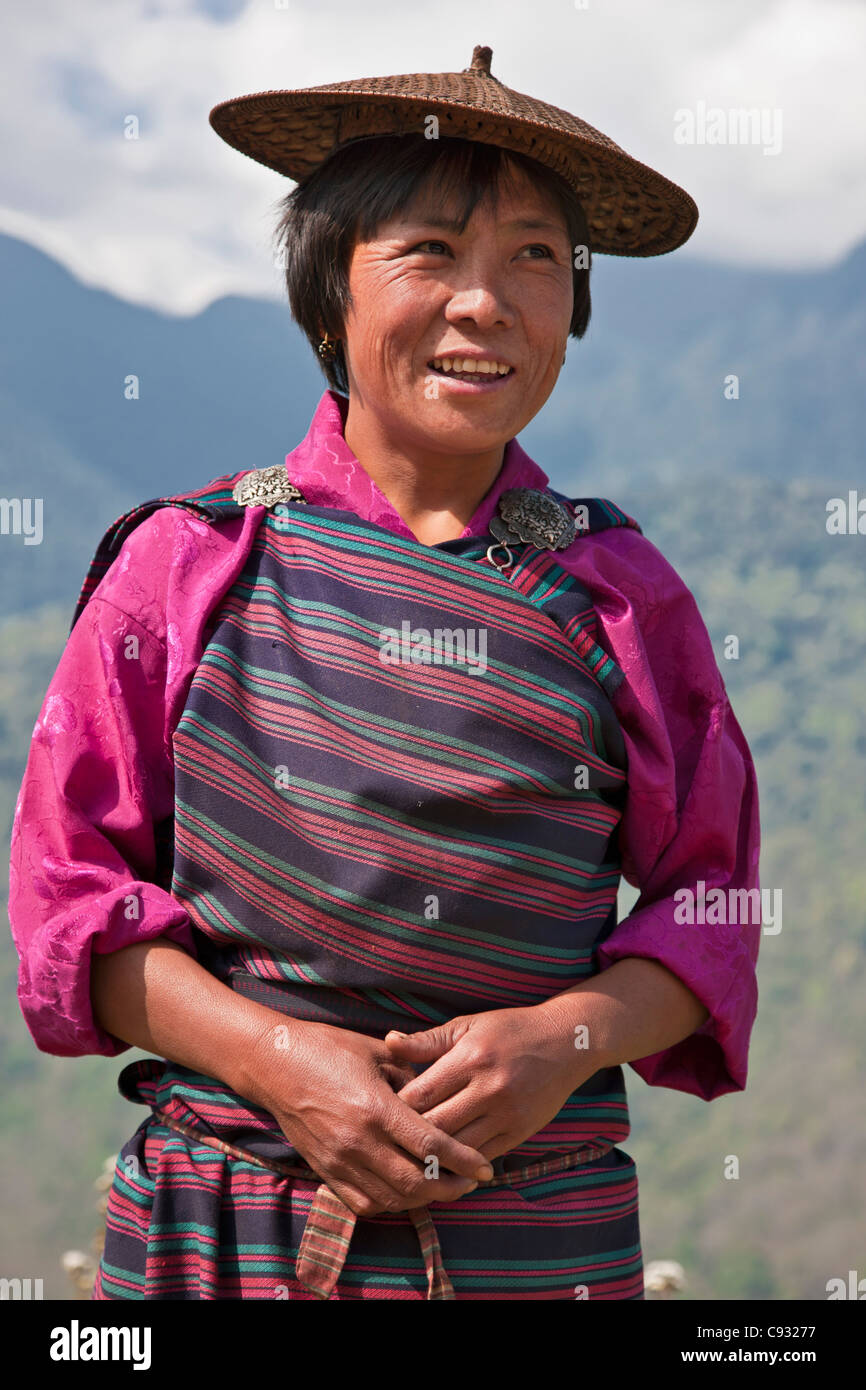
[430,357,512,375]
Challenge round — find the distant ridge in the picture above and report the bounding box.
[1,230,864,614]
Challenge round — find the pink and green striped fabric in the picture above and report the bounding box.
[94,480,648,1298]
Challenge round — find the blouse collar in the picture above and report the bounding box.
[283,389,551,542]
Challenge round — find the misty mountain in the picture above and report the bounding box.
[1,229,864,617]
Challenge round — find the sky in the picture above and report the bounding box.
[1,0,864,314]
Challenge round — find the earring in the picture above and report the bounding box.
[318,332,338,362]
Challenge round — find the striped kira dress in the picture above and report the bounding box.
[92,478,646,1300]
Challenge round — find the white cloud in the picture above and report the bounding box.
[0,0,863,314]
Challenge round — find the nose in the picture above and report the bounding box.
[443,262,515,332]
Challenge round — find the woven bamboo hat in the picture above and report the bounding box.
[210,43,698,258]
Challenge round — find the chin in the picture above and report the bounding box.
[435,397,522,430]
[419,417,513,454]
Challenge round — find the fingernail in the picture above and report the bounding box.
[476,1164,494,1182]
[387,1030,407,1039]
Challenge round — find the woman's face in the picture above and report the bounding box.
[341,162,575,458]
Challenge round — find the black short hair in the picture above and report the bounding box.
[273,134,592,396]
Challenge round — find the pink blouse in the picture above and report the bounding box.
[7,389,761,1102]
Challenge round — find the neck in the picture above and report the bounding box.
[342,397,507,546]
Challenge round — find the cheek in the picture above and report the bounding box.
[345,270,439,369]
[349,259,436,317]
[521,276,572,332]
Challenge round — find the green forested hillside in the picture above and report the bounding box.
[613,474,866,1299]
[2,472,863,1300]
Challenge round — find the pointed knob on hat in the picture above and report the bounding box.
[466,45,493,75]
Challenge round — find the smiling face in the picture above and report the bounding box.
[340,161,575,460]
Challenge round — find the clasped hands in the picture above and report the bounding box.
[260,1000,602,1220]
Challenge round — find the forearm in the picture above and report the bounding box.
[536,957,710,1083]
[90,939,298,1107]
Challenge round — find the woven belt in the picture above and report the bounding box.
[151,1109,614,1300]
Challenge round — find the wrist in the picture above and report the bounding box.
[225,1008,309,1113]
[532,992,616,1084]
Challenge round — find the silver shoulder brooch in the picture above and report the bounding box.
[490,488,577,552]
[232,466,307,508]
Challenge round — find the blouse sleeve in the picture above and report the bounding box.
[7,517,206,1059]
[578,527,762,1101]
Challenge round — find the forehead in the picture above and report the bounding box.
[387,158,568,232]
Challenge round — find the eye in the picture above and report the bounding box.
[520,243,555,259]
[411,239,450,255]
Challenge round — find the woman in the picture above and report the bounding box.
[8,45,760,1300]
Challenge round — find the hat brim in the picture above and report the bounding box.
[210,84,698,257]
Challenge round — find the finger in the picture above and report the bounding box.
[415,1083,490,1136]
[323,1154,427,1218]
[367,1157,482,1208]
[378,1093,494,1183]
[440,1115,502,1153]
[322,1170,395,1219]
[330,1159,479,1216]
[395,1053,475,1111]
[384,1029,451,1063]
[474,1134,512,1163]
[379,1059,417,1091]
[384,1020,467,1065]
[418,1126,513,1165]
